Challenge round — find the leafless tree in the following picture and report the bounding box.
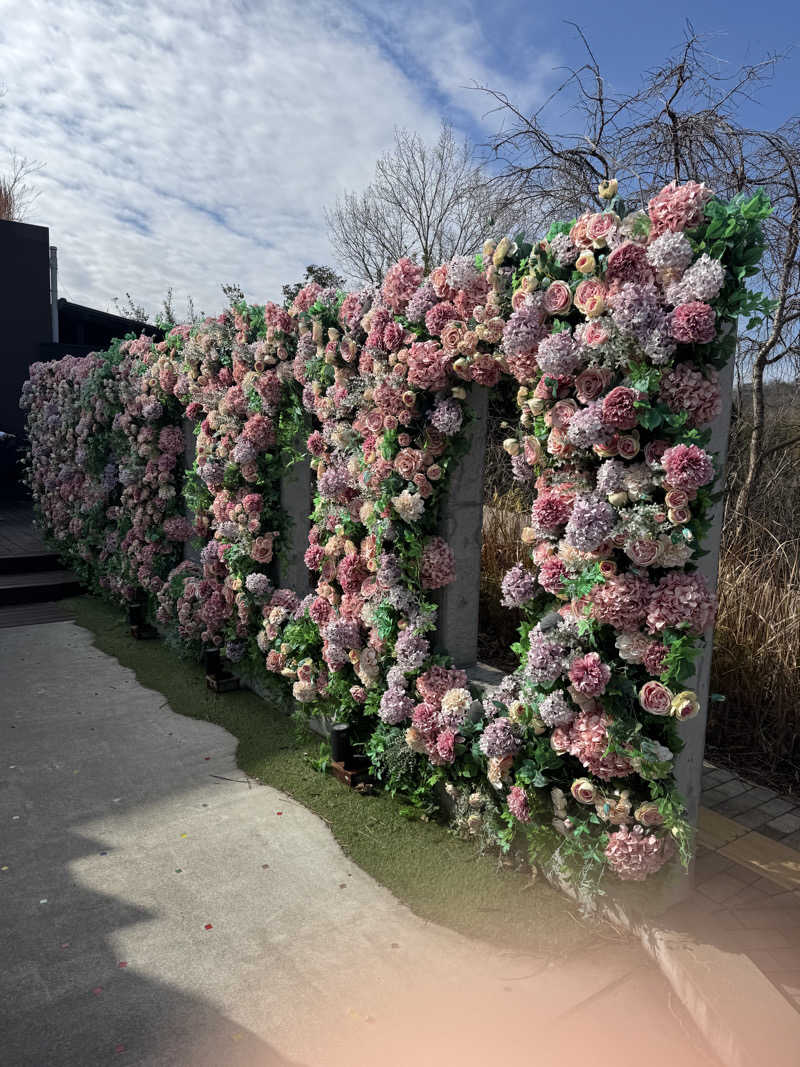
[325,123,531,284]
[0,154,43,222]
[477,25,800,516]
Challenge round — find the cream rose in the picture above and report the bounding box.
[671,690,701,721]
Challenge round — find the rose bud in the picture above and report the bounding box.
[598,178,619,199]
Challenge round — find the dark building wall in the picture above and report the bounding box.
[0,219,52,441]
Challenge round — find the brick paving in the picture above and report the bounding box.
[695,760,800,1013]
[702,759,800,847]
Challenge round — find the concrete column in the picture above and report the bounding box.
[433,383,489,669]
[182,420,202,564]
[674,355,736,828]
[274,433,311,596]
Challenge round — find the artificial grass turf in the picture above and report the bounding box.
[64,594,598,958]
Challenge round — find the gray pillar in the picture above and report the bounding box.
[434,383,489,669]
[275,433,311,596]
[674,355,735,828]
[182,420,202,564]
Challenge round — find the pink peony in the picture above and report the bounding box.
[601,387,640,431]
[670,302,716,345]
[568,652,611,696]
[662,444,714,491]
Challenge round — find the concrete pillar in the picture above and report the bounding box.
[433,383,489,669]
[182,420,202,564]
[274,432,311,596]
[674,356,736,828]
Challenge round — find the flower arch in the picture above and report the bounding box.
[22,180,771,889]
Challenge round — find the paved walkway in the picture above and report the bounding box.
[0,620,720,1067]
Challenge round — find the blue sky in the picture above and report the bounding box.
[0,0,796,316]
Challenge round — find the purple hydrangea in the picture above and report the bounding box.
[536,331,581,377]
[502,307,547,357]
[525,629,568,685]
[549,232,579,266]
[564,494,617,553]
[317,464,352,502]
[566,401,616,450]
[245,572,273,599]
[377,552,403,588]
[479,716,522,759]
[510,453,536,483]
[429,397,463,436]
[386,665,409,690]
[596,458,627,495]
[379,686,415,725]
[231,438,258,465]
[405,281,438,324]
[538,690,576,728]
[500,563,537,608]
[394,628,430,670]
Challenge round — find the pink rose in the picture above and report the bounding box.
[586,211,617,247]
[394,448,424,480]
[440,320,465,352]
[645,439,670,468]
[574,367,606,403]
[616,433,640,459]
[626,539,660,567]
[634,803,665,827]
[574,279,606,317]
[639,681,674,716]
[664,489,689,509]
[546,399,578,430]
[569,214,593,249]
[579,322,610,348]
[543,280,573,315]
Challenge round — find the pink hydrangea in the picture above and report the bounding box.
[605,241,655,286]
[648,180,713,239]
[407,341,451,391]
[658,362,721,427]
[381,257,425,314]
[420,536,456,590]
[662,444,714,491]
[531,492,572,534]
[669,302,716,345]
[416,666,468,707]
[538,555,568,595]
[551,710,633,780]
[568,652,611,696]
[591,573,654,631]
[424,301,459,337]
[605,825,674,880]
[508,785,531,823]
[646,572,717,634]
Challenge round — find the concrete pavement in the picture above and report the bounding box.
[0,620,720,1066]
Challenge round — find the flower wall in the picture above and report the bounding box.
[22,180,770,890]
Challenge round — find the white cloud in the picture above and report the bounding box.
[0,0,554,316]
